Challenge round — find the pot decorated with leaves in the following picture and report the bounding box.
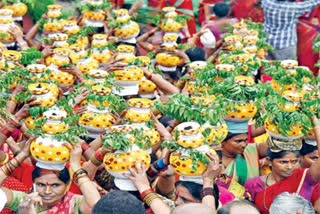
[47,65,75,87]
[124,98,153,123]
[201,122,228,146]
[242,35,258,54]
[160,7,185,33]
[174,122,204,148]
[156,34,183,72]
[91,34,113,64]
[102,128,151,190]
[78,85,117,138]
[27,64,47,78]
[113,65,143,96]
[264,90,311,141]
[28,83,59,107]
[224,35,243,51]
[85,69,109,85]
[30,107,70,170]
[169,145,217,182]
[47,4,62,19]
[43,21,63,35]
[112,9,140,43]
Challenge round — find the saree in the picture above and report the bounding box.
[255,168,316,214]
[6,191,83,214]
[223,144,260,185]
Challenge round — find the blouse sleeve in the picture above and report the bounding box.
[6,191,27,212]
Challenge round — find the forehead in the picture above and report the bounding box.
[34,173,62,184]
[230,134,248,141]
[275,153,299,160]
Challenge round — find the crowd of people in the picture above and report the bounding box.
[0,0,319,213]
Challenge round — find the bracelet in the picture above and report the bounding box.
[143,192,159,207]
[140,188,153,199]
[146,163,159,178]
[156,158,168,171]
[90,156,102,166]
[76,177,91,186]
[81,142,90,153]
[73,168,88,181]
[75,173,89,184]
[0,166,10,177]
[200,187,214,199]
[0,153,9,166]
[95,150,105,162]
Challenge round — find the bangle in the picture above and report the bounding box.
[156,158,168,171]
[91,156,102,166]
[0,166,10,176]
[73,168,88,181]
[95,150,105,162]
[146,163,159,178]
[76,177,91,186]
[0,153,9,166]
[200,187,214,199]
[81,142,90,153]
[140,188,153,199]
[143,192,159,207]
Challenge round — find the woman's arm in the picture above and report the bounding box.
[309,116,320,182]
[144,70,180,95]
[0,137,33,206]
[25,21,42,50]
[69,144,101,211]
[137,27,158,52]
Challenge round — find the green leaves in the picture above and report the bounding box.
[189,149,210,171]
[20,48,44,65]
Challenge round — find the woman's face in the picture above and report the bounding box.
[175,185,199,206]
[222,134,248,156]
[301,150,319,168]
[34,173,68,207]
[271,153,300,178]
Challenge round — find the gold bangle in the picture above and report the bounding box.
[0,153,9,166]
[143,193,159,207]
[0,166,10,176]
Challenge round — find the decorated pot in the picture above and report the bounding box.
[47,4,62,19]
[160,8,183,33]
[76,58,99,74]
[264,117,303,140]
[224,35,243,51]
[103,146,151,191]
[91,48,112,64]
[190,95,215,107]
[169,145,216,178]
[201,122,228,146]
[27,64,48,80]
[114,21,140,41]
[280,60,298,70]
[70,43,88,60]
[43,21,63,35]
[156,52,183,71]
[85,69,109,85]
[3,2,27,21]
[47,65,75,87]
[91,34,108,47]
[49,33,69,48]
[226,100,257,121]
[113,66,143,96]
[115,45,136,64]
[277,90,303,112]
[161,33,178,51]
[0,9,15,45]
[175,122,204,148]
[46,48,71,67]
[83,10,105,27]
[124,98,153,123]
[138,79,156,99]
[41,107,68,135]
[28,83,58,107]
[63,20,80,35]
[2,50,22,70]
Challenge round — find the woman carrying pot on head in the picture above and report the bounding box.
[251,117,320,214]
[0,140,101,214]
